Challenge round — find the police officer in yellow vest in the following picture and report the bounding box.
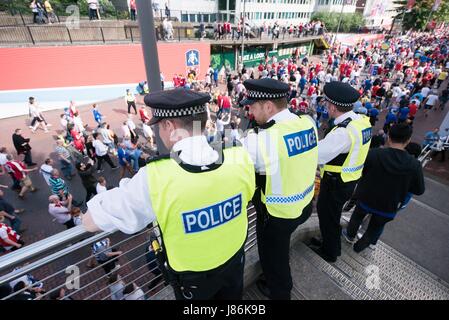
[241,78,318,299]
[83,88,256,300]
[311,81,372,263]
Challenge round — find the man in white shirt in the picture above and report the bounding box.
[312,81,372,263]
[48,194,74,229]
[82,88,256,300]
[423,91,440,117]
[92,133,117,173]
[0,147,7,175]
[96,176,107,194]
[240,78,318,299]
[421,86,430,98]
[28,97,48,133]
[39,158,54,186]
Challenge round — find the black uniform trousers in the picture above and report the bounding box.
[255,189,313,300]
[170,247,245,300]
[317,172,357,260]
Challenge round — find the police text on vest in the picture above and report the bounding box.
[283,128,317,157]
[182,194,242,234]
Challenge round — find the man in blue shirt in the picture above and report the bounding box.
[369,107,379,126]
[299,76,307,95]
[92,104,103,127]
[398,106,410,123]
[383,111,397,133]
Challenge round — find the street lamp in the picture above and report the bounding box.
[136,0,162,93]
[333,0,347,45]
[241,0,246,72]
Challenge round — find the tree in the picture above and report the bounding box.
[311,12,365,33]
[392,0,449,31]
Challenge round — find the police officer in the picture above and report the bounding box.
[311,81,372,262]
[241,78,318,300]
[83,88,256,300]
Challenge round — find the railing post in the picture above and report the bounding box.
[130,26,134,42]
[66,26,73,44]
[26,26,35,45]
[178,27,181,42]
[19,11,26,26]
[100,27,105,43]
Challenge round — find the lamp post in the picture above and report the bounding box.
[333,0,347,45]
[136,0,162,93]
[240,0,246,73]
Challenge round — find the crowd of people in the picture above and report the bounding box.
[0,25,448,300]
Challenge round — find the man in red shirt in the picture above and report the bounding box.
[0,219,24,251]
[408,100,418,121]
[139,105,151,123]
[220,92,232,115]
[5,155,37,199]
[298,97,309,113]
[307,84,316,97]
[290,97,299,112]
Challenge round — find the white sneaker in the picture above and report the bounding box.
[46,123,53,127]
[369,244,376,250]
[113,264,121,271]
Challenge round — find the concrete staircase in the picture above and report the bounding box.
[245,239,449,300]
[151,211,449,300]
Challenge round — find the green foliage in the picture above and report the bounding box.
[392,0,449,31]
[311,12,366,33]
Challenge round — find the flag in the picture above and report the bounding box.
[406,0,415,10]
[432,0,441,11]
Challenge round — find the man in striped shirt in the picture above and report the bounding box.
[48,169,68,199]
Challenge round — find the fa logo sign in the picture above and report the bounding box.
[186,50,200,67]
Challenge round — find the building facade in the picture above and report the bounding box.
[361,0,397,29]
[314,0,357,13]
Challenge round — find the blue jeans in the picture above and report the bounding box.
[60,160,73,178]
[7,215,21,232]
[130,149,142,172]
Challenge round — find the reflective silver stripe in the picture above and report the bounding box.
[266,183,314,204]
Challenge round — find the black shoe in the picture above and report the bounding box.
[309,237,322,247]
[311,246,337,263]
[256,278,271,299]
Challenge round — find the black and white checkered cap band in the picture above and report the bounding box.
[324,95,354,108]
[152,104,207,118]
[247,90,289,100]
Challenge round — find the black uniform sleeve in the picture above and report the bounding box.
[409,162,425,196]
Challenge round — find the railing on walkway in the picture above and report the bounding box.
[0,205,257,300]
[0,22,325,46]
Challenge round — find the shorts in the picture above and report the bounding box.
[20,176,33,188]
[424,104,433,110]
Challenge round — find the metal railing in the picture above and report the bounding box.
[0,22,327,46]
[0,205,257,300]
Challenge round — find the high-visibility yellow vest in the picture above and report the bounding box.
[147,146,255,272]
[258,116,318,219]
[322,116,372,182]
[126,93,135,102]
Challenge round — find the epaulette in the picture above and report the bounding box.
[146,153,171,164]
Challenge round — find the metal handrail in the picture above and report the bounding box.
[0,205,258,299]
[0,225,110,275]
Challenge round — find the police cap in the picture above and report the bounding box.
[240,78,290,106]
[144,88,211,125]
[323,81,360,110]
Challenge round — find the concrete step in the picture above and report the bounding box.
[298,239,449,300]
